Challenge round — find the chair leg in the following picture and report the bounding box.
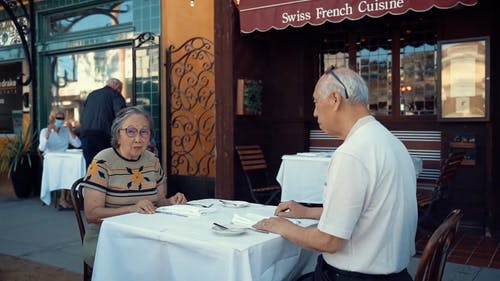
[52,191,59,208]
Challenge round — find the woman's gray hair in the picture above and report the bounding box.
[318,67,369,105]
[110,106,154,148]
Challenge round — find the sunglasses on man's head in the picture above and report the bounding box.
[121,126,151,138]
[326,66,349,99]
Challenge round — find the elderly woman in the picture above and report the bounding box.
[39,108,81,209]
[81,106,187,267]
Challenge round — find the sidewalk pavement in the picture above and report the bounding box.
[1,195,500,281]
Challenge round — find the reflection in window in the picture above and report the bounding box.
[49,47,132,130]
[356,39,392,116]
[0,18,27,47]
[320,31,349,75]
[48,0,133,36]
[400,23,437,116]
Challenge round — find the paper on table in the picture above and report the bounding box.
[231,213,268,228]
[156,204,215,216]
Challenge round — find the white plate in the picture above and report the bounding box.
[211,226,247,236]
[219,200,250,208]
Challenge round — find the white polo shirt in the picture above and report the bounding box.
[318,116,417,274]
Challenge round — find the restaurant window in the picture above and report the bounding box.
[47,0,133,37]
[400,22,437,116]
[319,31,349,74]
[356,34,392,116]
[0,18,27,47]
[49,47,133,130]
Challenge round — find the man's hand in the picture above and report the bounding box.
[253,216,294,235]
[274,200,308,218]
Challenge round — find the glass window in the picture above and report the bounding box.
[48,0,133,37]
[356,36,392,116]
[0,18,27,47]
[319,31,349,74]
[49,47,133,130]
[400,23,437,116]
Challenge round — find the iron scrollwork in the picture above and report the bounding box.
[166,37,215,177]
[0,0,35,86]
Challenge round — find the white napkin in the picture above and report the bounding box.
[296,152,318,156]
[157,205,213,216]
[231,213,268,228]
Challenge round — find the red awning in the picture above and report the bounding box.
[234,0,478,33]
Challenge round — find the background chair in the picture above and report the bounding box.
[235,145,281,205]
[417,151,465,233]
[414,209,463,281]
[70,177,93,281]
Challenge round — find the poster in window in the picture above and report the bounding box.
[0,62,23,133]
[437,37,490,121]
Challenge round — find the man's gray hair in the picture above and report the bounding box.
[106,78,122,88]
[318,67,369,105]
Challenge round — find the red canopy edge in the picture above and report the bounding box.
[234,0,478,33]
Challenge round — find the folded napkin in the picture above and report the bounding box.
[231,213,268,228]
[156,205,214,216]
[296,152,318,157]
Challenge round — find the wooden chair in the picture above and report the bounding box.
[414,209,463,281]
[70,177,93,281]
[417,151,465,232]
[235,145,281,205]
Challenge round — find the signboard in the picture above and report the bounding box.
[0,62,23,133]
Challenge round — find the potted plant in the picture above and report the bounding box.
[243,80,263,115]
[0,126,38,198]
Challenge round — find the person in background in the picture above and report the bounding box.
[254,67,417,281]
[81,106,187,267]
[80,78,126,167]
[39,108,81,210]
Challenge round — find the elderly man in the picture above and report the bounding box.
[254,67,417,281]
[80,78,126,167]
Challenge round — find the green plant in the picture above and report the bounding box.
[0,126,37,177]
[244,80,263,115]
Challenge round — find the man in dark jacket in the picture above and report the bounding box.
[80,78,126,167]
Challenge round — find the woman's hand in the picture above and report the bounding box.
[167,192,187,205]
[130,199,157,214]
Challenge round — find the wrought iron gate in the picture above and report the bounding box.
[165,37,215,177]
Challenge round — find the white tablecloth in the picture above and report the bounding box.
[40,149,86,205]
[277,153,423,204]
[92,199,319,281]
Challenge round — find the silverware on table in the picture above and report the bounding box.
[185,202,214,208]
[213,222,269,234]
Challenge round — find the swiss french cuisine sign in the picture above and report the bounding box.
[235,0,478,33]
[282,0,407,24]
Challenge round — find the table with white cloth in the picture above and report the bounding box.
[40,149,86,205]
[277,152,423,204]
[92,199,319,281]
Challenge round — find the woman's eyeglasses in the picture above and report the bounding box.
[121,126,151,138]
[326,66,349,99]
[55,117,65,120]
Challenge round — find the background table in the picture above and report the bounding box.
[40,149,86,205]
[277,153,423,204]
[92,199,319,281]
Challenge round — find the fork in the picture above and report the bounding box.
[185,202,213,208]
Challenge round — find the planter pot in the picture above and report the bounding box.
[9,156,34,198]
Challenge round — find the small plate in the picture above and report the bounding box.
[219,200,250,208]
[211,226,247,236]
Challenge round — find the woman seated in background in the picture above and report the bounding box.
[39,108,81,210]
[81,106,187,267]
